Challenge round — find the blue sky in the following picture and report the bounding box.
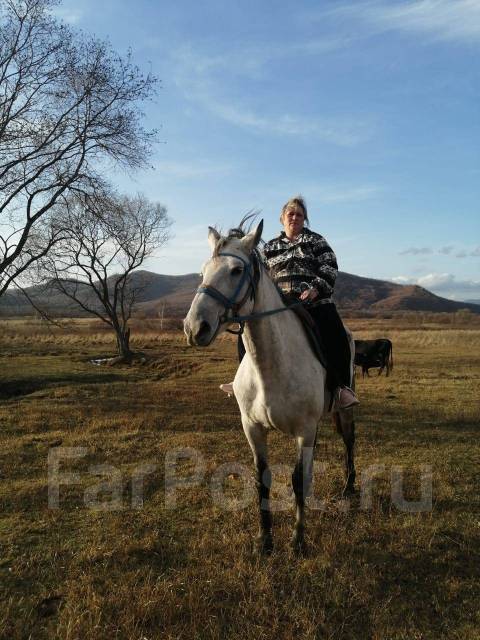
[58,0,479,301]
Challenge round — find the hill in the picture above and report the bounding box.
[334,272,480,313]
[1,269,479,318]
[0,271,201,318]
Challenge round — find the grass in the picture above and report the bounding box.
[0,316,479,639]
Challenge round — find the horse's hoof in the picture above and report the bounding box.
[255,533,273,556]
[342,484,356,498]
[291,539,307,557]
[291,532,307,556]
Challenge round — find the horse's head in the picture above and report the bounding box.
[184,220,263,346]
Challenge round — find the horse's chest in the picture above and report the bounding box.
[235,353,324,433]
[242,394,315,435]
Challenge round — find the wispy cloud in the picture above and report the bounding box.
[310,184,382,204]
[400,244,480,258]
[321,0,480,45]
[51,6,83,24]
[399,247,433,256]
[154,160,233,180]
[173,38,349,79]
[248,182,383,208]
[172,45,374,147]
[204,103,371,146]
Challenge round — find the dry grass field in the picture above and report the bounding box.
[1,316,479,640]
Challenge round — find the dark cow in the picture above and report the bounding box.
[354,339,393,377]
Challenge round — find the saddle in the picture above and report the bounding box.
[280,293,328,371]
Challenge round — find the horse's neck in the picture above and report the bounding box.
[242,270,306,374]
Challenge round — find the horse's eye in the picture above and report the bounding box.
[231,266,243,276]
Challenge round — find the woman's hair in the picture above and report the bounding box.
[280,195,309,225]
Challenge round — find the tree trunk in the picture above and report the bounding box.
[115,327,132,361]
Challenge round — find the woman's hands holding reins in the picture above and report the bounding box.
[300,287,319,302]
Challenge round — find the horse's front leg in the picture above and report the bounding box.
[292,430,316,555]
[242,421,273,555]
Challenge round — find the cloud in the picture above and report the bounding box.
[311,184,382,204]
[400,244,480,257]
[417,273,458,289]
[391,276,413,284]
[399,247,433,255]
[250,182,382,209]
[172,46,374,147]
[51,6,83,24]
[323,0,480,44]
[205,103,371,146]
[147,225,210,274]
[173,38,349,80]
[154,161,233,180]
[391,272,480,301]
[438,245,454,255]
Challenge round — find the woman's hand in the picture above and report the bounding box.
[300,287,319,302]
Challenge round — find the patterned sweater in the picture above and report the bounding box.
[262,228,338,301]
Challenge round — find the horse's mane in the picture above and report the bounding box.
[212,211,261,258]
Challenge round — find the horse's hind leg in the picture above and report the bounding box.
[291,431,316,555]
[242,421,273,555]
[334,410,356,496]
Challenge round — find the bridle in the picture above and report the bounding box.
[196,252,256,334]
[196,250,304,335]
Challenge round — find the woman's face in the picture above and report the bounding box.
[282,206,305,238]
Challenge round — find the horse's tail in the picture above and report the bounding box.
[389,341,393,373]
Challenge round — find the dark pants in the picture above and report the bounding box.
[237,302,351,391]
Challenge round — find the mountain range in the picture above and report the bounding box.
[1,270,479,317]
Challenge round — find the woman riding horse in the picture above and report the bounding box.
[185,210,358,554]
[220,195,359,411]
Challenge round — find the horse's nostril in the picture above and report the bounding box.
[195,320,211,342]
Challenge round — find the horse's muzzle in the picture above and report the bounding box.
[184,318,215,347]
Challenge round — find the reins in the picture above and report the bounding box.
[196,251,304,335]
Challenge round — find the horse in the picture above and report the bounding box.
[183,220,356,555]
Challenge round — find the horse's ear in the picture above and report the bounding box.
[240,219,263,253]
[208,226,221,251]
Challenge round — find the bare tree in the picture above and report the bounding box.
[0,0,157,296]
[39,191,171,360]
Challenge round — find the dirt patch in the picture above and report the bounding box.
[144,354,201,379]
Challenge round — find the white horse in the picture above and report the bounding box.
[184,220,356,554]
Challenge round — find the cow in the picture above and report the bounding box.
[354,338,393,377]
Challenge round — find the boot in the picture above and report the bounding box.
[219,382,234,396]
[334,386,359,410]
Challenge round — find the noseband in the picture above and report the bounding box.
[196,252,256,333]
